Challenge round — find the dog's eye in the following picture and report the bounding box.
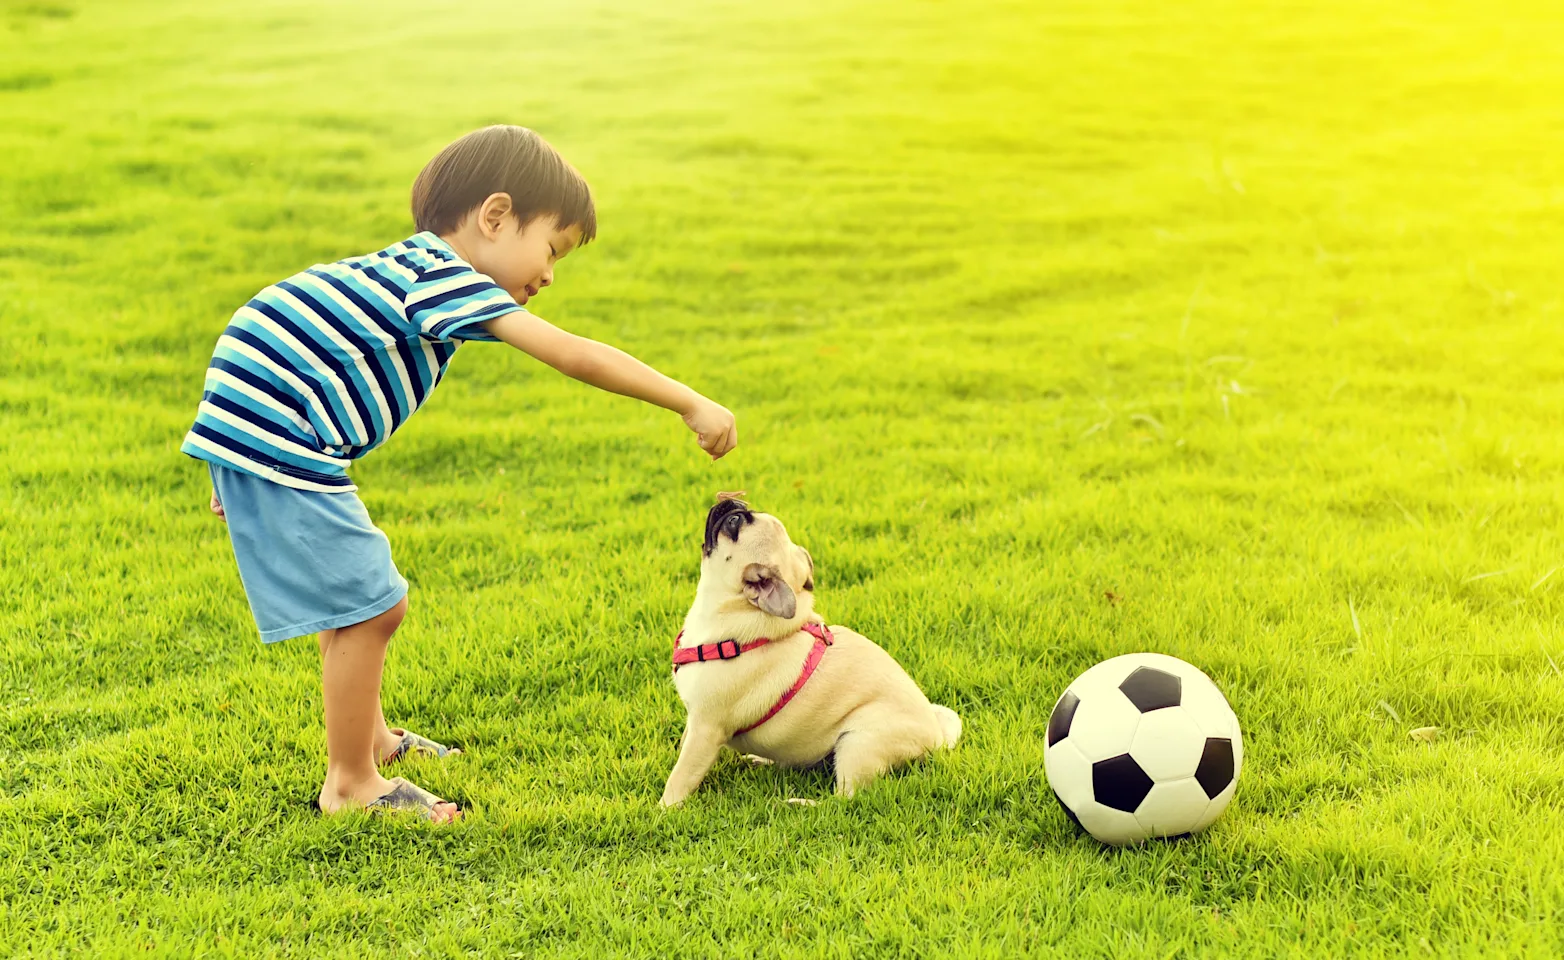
[724,514,744,538]
[803,578,814,591]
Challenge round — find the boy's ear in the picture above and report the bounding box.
[478,192,514,237]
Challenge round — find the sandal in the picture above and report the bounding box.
[382,729,461,765]
[364,777,462,823]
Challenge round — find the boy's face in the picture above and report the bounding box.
[477,214,584,306]
[452,193,584,306]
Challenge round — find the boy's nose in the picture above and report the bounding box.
[540,269,553,287]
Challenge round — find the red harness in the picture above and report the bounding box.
[672,622,835,735]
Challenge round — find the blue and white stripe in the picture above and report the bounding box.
[181,232,523,492]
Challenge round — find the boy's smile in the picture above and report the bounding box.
[441,191,584,306]
[487,216,583,305]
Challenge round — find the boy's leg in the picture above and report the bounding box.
[317,597,459,822]
[318,627,405,763]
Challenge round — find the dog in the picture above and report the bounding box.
[660,497,961,805]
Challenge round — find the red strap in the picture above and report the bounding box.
[672,624,835,733]
[671,622,833,671]
[671,632,774,669]
[734,625,833,735]
[799,621,832,645]
[672,625,844,737]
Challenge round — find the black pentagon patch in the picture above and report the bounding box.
[1195,738,1235,799]
[1119,666,1181,713]
[1051,786,1084,832]
[1092,754,1154,813]
[1047,690,1080,747]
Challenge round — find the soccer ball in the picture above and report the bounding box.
[1044,653,1242,846]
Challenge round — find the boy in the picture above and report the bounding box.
[182,125,737,823]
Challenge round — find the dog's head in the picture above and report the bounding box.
[700,496,815,622]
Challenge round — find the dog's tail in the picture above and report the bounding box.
[930,704,962,749]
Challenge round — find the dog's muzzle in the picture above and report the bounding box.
[703,498,754,557]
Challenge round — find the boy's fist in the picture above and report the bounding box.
[683,399,737,460]
[210,492,226,522]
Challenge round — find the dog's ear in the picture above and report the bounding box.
[799,547,814,592]
[742,563,797,619]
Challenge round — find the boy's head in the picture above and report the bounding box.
[412,125,596,305]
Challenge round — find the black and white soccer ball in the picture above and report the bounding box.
[1044,653,1242,846]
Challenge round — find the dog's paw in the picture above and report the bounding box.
[741,754,775,767]
[785,798,818,808]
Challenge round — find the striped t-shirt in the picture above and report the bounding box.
[180,232,524,492]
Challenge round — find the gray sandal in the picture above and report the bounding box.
[363,777,461,822]
[382,730,461,765]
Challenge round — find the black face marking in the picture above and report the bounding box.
[703,498,755,557]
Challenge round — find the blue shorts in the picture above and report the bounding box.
[208,463,408,643]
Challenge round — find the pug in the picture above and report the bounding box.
[660,497,961,806]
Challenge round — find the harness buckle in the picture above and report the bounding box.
[716,638,742,660]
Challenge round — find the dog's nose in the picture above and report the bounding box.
[703,498,753,557]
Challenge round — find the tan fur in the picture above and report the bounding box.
[661,502,961,806]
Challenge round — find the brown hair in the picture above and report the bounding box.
[410,125,597,242]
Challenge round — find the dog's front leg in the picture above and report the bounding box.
[660,720,728,807]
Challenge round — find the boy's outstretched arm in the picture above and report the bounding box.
[482,312,737,459]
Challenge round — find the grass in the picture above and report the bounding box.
[3,0,1564,954]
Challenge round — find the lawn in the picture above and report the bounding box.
[3,0,1564,955]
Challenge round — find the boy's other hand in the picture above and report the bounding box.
[210,492,226,522]
[684,399,737,460]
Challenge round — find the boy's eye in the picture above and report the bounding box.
[549,246,557,258]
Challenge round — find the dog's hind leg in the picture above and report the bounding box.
[930,704,962,749]
[831,710,946,798]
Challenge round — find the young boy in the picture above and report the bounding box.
[182,125,737,823]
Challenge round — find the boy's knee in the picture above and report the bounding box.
[379,595,409,635]
[328,596,407,646]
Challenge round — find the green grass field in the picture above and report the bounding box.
[4,0,1564,954]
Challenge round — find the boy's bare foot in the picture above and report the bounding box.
[318,772,461,823]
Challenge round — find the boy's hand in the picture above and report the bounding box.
[683,399,737,460]
[210,492,226,522]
